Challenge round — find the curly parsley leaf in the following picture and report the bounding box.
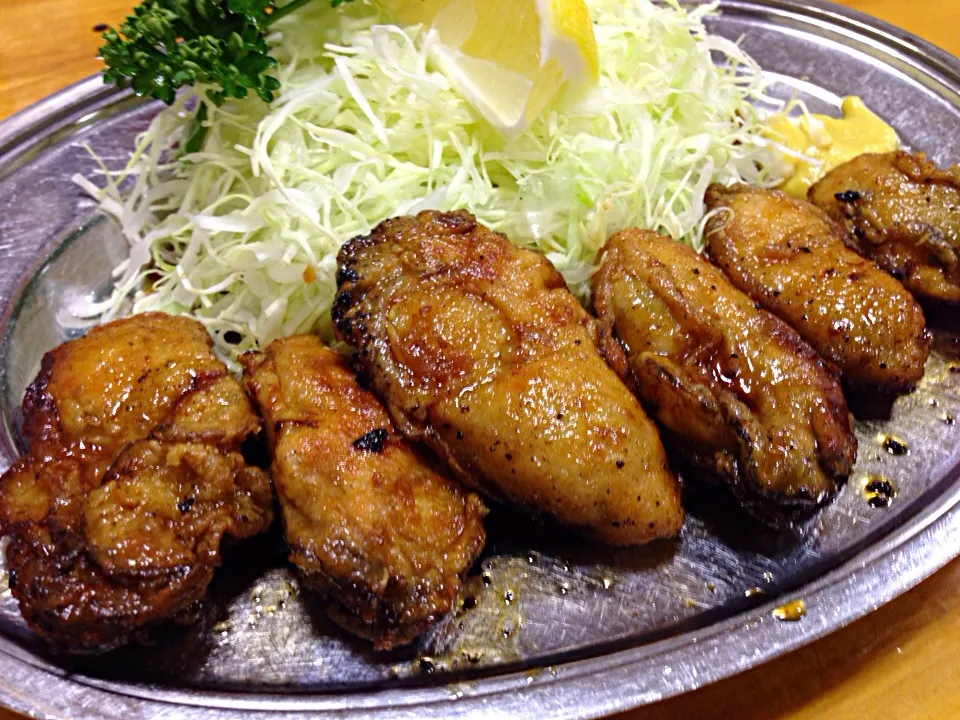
[99,0,347,107]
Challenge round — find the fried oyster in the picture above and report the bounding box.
[334,210,683,546]
[240,335,486,649]
[0,313,273,652]
[809,151,960,303]
[593,229,857,526]
[705,183,931,393]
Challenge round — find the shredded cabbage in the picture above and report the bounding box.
[75,0,784,364]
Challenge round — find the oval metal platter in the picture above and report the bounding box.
[1,1,959,718]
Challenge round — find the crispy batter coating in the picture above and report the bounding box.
[0,313,273,653]
[240,336,486,650]
[809,151,960,303]
[705,184,931,393]
[592,230,856,527]
[334,210,683,546]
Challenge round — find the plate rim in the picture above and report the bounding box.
[1,0,959,718]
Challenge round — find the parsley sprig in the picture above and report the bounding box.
[99,0,353,149]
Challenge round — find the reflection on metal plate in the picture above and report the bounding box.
[0,1,959,718]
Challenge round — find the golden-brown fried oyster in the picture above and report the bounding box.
[705,184,931,393]
[240,336,486,650]
[0,313,273,653]
[809,151,960,303]
[334,210,683,546]
[83,439,272,579]
[593,230,856,527]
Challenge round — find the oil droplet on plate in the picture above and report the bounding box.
[861,475,897,509]
[773,599,806,622]
[462,650,485,665]
[524,668,543,683]
[878,434,909,456]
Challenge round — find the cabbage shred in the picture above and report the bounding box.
[76,0,783,363]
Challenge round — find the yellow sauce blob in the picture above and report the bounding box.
[764,96,899,199]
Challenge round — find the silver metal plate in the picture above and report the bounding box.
[0,1,959,718]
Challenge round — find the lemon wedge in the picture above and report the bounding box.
[381,0,599,138]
